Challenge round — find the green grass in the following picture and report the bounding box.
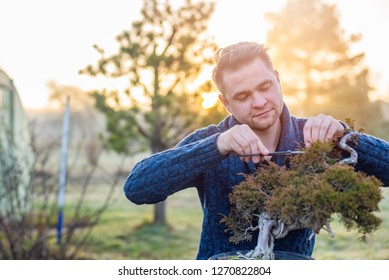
[77,185,202,259]
[64,182,389,260]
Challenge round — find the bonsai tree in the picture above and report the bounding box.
[221,131,383,260]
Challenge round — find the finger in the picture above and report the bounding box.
[326,120,345,142]
[248,130,269,163]
[251,139,266,163]
[230,133,249,155]
[241,132,264,163]
[236,126,267,163]
[318,116,332,143]
[304,117,314,147]
[310,114,327,143]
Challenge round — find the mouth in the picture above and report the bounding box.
[253,108,272,118]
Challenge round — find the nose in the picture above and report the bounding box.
[252,92,267,108]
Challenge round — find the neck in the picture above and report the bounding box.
[255,120,282,152]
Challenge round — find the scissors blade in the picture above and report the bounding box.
[234,150,305,157]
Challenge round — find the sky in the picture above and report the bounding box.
[1,0,389,110]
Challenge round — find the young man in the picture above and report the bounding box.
[124,42,389,259]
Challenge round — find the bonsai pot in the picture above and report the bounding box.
[209,250,313,260]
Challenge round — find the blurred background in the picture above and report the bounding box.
[0,0,388,259]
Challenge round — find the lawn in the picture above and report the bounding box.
[76,183,203,260]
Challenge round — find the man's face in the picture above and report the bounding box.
[219,58,284,133]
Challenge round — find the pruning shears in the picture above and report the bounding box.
[233,150,305,157]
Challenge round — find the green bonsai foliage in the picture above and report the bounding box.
[222,139,383,251]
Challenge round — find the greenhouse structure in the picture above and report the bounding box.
[0,68,33,219]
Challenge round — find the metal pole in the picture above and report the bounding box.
[57,96,71,244]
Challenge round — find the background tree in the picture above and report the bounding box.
[81,0,223,225]
[265,0,389,139]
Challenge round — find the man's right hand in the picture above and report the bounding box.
[216,124,269,163]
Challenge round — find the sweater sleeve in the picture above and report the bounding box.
[123,132,226,204]
[352,133,389,186]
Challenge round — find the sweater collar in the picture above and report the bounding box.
[274,103,300,166]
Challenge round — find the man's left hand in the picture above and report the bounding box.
[303,114,345,147]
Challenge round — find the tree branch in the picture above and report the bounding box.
[161,26,177,57]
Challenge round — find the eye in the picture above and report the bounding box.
[235,92,249,101]
[259,82,271,91]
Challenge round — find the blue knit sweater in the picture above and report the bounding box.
[124,105,389,259]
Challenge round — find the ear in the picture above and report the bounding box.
[218,94,232,113]
[274,69,280,82]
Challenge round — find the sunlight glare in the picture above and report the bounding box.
[202,92,219,109]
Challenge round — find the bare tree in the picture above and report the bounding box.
[0,114,125,259]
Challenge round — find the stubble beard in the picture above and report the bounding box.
[250,120,273,133]
[249,110,278,132]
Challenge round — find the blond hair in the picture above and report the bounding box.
[212,42,273,94]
